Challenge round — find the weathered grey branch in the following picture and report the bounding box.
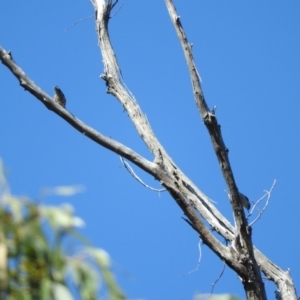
[0,46,155,176]
[91,1,297,299]
[0,1,297,299]
[163,4,264,296]
[163,1,296,299]
[0,43,233,271]
[91,0,248,270]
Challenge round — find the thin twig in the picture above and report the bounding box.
[111,0,119,10]
[120,156,166,192]
[63,15,94,33]
[249,180,278,227]
[110,3,123,18]
[182,239,202,276]
[210,261,226,297]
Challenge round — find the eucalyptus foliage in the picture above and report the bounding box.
[0,159,126,300]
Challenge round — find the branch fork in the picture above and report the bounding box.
[0,1,297,299]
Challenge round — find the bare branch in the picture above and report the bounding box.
[110,3,123,18]
[164,1,266,298]
[119,157,166,192]
[0,44,239,278]
[0,42,235,270]
[210,261,226,296]
[1,1,298,299]
[63,15,94,33]
[249,180,278,226]
[183,239,202,276]
[0,46,155,177]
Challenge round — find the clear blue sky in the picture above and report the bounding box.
[1,1,299,299]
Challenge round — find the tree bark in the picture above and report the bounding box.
[0,1,297,299]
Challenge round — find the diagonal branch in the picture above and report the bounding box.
[164,0,247,238]
[92,0,242,255]
[91,2,233,236]
[0,43,238,275]
[164,1,266,299]
[91,0,243,265]
[0,41,233,266]
[1,1,297,299]
[0,46,155,177]
[92,3,297,299]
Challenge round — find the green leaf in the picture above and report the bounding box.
[40,204,85,231]
[51,282,74,300]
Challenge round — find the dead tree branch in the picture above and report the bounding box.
[164,0,265,298]
[249,180,278,226]
[0,1,297,299]
[120,156,166,192]
[0,47,156,178]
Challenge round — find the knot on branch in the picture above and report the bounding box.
[239,252,250,265]
[7,50,14,61]
[203,111,216,125]
[100,73,114,91]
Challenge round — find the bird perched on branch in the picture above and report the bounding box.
[239,192,251,211]
[228,192,251,211]
[53,86,66,108]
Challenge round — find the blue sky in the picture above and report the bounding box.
[1,1,299,299]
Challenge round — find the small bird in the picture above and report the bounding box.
[239,192,251,211]
[228,192,251,211]
[53,86,66,108]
